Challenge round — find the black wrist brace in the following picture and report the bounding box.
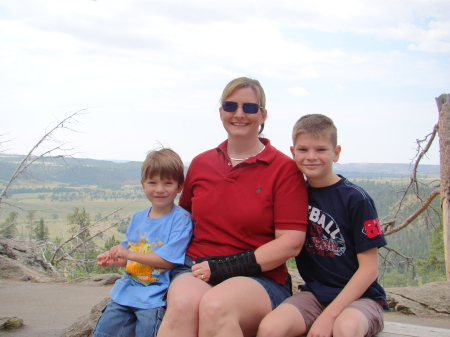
[195,250,261,285]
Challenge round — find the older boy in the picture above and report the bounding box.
[257,114,387,337]
[93,148,193,337]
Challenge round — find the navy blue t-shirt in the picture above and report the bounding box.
[296,176,388,309]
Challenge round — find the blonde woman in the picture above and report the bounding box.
[157,77,309,337]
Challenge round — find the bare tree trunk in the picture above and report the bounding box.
[436,93,450,281]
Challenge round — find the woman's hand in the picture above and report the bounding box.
[191,261,211,282]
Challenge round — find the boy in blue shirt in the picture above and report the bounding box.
[93,148,193,337]
[258,114,387,337]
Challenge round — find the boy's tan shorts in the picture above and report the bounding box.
[284,291,384,337]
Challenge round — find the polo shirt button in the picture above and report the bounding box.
[228,162,231,165]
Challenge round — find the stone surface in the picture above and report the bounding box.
[1,237,449,336]
[0,237,65,283]
[63,297,110,337]
[290,268,450,317]
[0,316,24,330]
[62,270,450,337]
[386,281,450,317]
[67,273,121,286]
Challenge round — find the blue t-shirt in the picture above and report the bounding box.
[110,204,193,309]
[296,177,388,308]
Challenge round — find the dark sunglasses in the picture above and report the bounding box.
[221,101,261,114]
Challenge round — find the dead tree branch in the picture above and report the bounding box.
[379,246,415,280]
[383,121,440,238]
[383,189,440,236]
[412,124,439,187]
[378,118,441,272]
[49,205,129,266]
[0,109,86,203]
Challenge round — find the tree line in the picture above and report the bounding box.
[0,109,445,285]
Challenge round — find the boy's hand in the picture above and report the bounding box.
[307,314,334,337]
[96,251,114,266]
[109,244,130,261]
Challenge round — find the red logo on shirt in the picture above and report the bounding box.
[363,218,383,238]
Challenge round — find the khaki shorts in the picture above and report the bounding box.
[284,291,384,337]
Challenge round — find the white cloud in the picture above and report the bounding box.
[0,0,448,164]
[287,87,310,96]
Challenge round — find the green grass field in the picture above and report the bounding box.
[1,186,156,245]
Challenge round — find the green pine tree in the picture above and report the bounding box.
[415,221,446,283]
[26,210,37,241]
[105,235,121,250]
[67,207,91,241]
[0,211,19,239]
[34,217,50,241]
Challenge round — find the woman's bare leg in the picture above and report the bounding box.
[157,273,211,337]
[199,277,273,337]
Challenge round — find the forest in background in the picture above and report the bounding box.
[0,153,444,287]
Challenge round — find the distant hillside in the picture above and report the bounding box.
[0,153,439,186]
[0,154,189,187]
[334,162,439,178]
[0,154,142,187]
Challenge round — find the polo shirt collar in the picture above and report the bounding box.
[215,138,277,164]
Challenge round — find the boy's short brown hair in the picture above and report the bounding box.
[141,148,185,186]
[292,114,338,147]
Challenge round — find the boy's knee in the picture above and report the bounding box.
[333,314,365,337]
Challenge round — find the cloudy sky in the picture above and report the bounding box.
[1,0,449,165]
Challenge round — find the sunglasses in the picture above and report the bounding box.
[221,101,261,114]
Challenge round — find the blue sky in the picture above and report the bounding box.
[0,0,449,165]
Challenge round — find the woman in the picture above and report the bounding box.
[157,77,308,337]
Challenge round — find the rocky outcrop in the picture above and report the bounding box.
[62,269,450,337]
[290,268,450,317]
[386,281,450,317]
[1,237,448,336]
[67,273,121,286]
[0,317,24,330]
[0,237,65,283]
[63,297,110,337]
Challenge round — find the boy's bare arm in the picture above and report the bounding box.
[307,248,380,337]
[109,244,176,269]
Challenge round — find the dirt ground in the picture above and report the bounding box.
[0,281,112,337]
[0,281,449,337]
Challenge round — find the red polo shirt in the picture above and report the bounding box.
[179,139,308,284]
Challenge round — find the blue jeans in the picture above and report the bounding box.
[93,300,165,337]
[171,255,292,309]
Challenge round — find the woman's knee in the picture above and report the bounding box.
[166,275,207,314]
[198,289,230,319]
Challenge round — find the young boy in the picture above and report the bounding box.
[93,148,193,337]
[257,114,388,337]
